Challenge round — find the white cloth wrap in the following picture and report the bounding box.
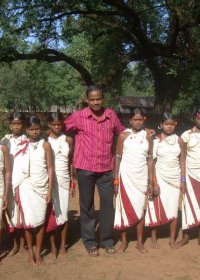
[154,135,181,187]
[182,129,200,182]
[114,129,149,229]
[145,135,181,226]
[1,134,27,228]
[49,135,70,225]
[16,139,49,228]
[181,129,200,229]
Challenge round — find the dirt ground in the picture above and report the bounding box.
[0,190,200,280]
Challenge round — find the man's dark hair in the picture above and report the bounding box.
[86,85,104,97]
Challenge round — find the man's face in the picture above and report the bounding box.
[87,90,104,112]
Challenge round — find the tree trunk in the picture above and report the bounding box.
[146,59,181,113]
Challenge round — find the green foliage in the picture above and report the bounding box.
[46,61,86,107]
[174,69,200,114]
[122,63,154,96]
[0,123,9,139]
[0,0,200,111]
[0,59,154,110]
[0,61,52,110]
[0,60,86,110]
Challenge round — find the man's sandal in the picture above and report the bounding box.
[87,247,99,257]
[105,246,117,254]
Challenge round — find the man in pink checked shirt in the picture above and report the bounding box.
[65,85,124,257]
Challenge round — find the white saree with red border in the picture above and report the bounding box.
[114,129,149,230]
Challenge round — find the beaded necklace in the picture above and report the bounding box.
[162,133,176,145]
[30,141,39,150]
[188,127,200,148]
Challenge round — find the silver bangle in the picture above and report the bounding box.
[116,154,122,158]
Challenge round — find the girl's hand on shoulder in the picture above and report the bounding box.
[145,128,156,137]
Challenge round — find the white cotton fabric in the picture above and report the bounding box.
[181,129,200,229]
[145,135,181,226]
[49,135,70,225]
[154,135,181,187]
[114,129,149,228]
[17,139,49,228]
[1,134,27,167]
[182,129,200,182]
[1,134,27,228]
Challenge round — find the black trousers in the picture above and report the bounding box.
[76,169,114,249]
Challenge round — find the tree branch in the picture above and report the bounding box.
[42,9,121,22]
[0,49,94,86]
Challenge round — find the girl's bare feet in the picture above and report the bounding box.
[35,254,44,266]
[176,235,189,248]
[151,231,160,249]
[198,231,200,246]
[169,239,180,250]
[151,240,160,249]
[28,251,35,266]
[136,242,147,254]
[51,246,58,260]
[118,240,128,253]
[8,245,19,257]
[19,246,27,255]
[59,246,67,255]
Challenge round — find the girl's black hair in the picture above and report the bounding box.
[9,112,25,123]
[26,116,41,128]
[161,112,175,123]
[47,112,64,122]
[129,108,145,119]
[193,108,200,119]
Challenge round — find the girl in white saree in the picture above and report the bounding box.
[114,108,153,253]
[177,108,200,246]
[145,113,186,249]
[12,116,53,265]
[1,112,27,256]
[47,112,75,259]
[0,144,11,257]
